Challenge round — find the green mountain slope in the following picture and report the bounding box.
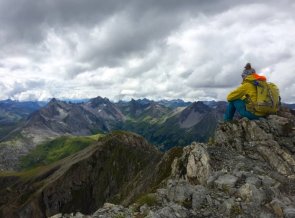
[20,134,103,169]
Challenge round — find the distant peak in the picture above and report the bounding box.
[90,96,110,102]
[190,101,210,112]
[192,101,207,107]
[49,98,58,103]
[48,98,62,105]
[89,96,111,107]
[46,98,67,109]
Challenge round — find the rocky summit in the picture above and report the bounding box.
[48,109,295,218]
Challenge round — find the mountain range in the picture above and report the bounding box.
[0,97,225,171]
[1,97,294,171]
[0,100,45,139]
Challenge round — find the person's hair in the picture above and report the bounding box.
[245,63,251,70]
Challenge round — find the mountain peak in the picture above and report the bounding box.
[191,101,210,112]
[49,98,58,103]
[45,98,71,112]
[89,96,111,107]
[180,101,211,119]
[178,101,213,129]
[47,98,64,106]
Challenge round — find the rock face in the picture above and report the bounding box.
[214,114,295,178]
[171,142,211,185]
[50,110,295,218]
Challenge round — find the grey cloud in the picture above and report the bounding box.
[0,0,123,41]
[0,0,295,102]
[0,0,260,59]
[179,70,193,79]
[6,80,46,97]
[72,0,273,70]
[76,13,183,69]
[0,0,289,49]
[66,64,92,79]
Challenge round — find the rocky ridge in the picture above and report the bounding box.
[0,131,180,217]
[52,109,295,218]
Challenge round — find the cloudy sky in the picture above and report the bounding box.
[0,0,295,102]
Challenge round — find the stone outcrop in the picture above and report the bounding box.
[214,114,295,179]
[171,142,211,185]
[50,110,295,218]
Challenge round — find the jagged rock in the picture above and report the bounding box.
[146,203,191,218]
[266,115,293,137]
[186,143,211,185]
[192,185,209,210]
[70,212,86,218]
[238,183,266,205]
[215,115,295,179]
[270,199,285,217]
[259,212,276,218]
[259,175,277,187]
[92,204,133,218]
[102,202,116,209]
[172,142,211,185]
[284,207,295,218]
[246,176,262,187]
[206,171,225,187]
[167,179,195,203]
[214,174,238,190]
[256,141,295,178]
[156,188,169,205]
[49,212,91,218]
[140,204,150,215]
[219,197,236,215]
[50,214,63,218]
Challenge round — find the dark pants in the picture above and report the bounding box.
[224,99,261,121]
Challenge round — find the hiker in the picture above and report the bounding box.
[241,63,256,80]
[224,63,268,121]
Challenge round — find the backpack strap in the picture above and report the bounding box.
[266,83,274,107]
[253,80,259,86]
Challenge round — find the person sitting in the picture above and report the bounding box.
[224,63,267,121]
[241,63,256,79]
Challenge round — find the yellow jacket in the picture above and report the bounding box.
[227,74,267,116]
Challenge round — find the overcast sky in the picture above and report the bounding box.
[0,0,295,102]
